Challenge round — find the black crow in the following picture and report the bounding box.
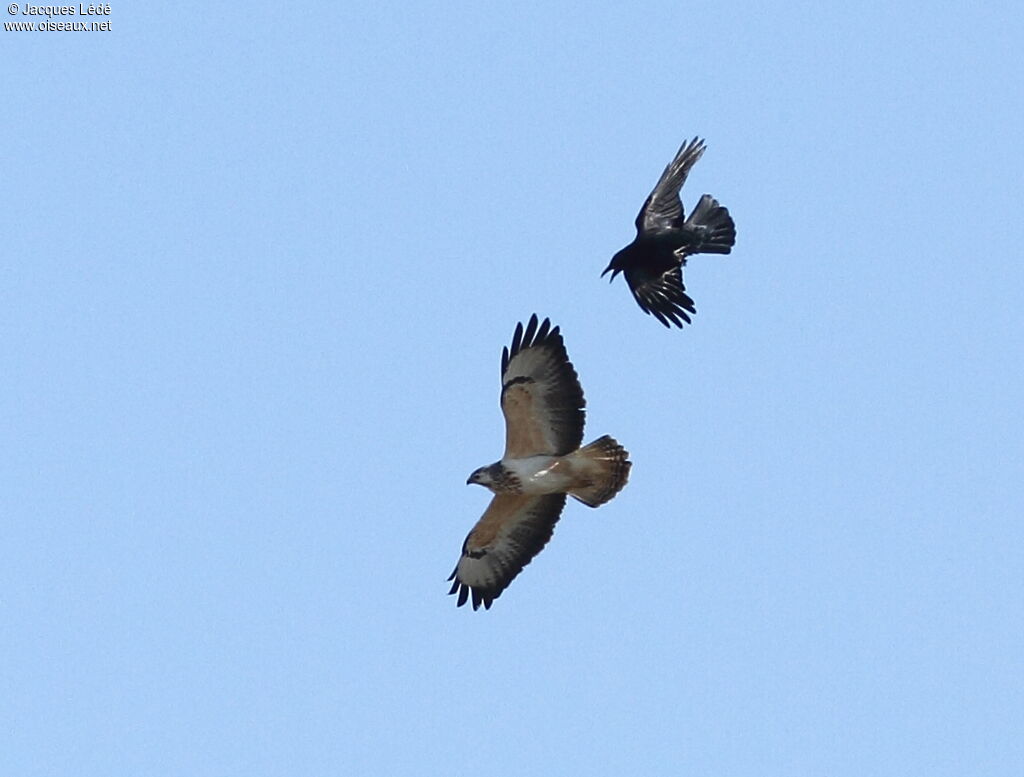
[602,137,736,328]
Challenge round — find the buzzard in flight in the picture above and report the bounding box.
[448,315,631,610]
[602,137,736,328]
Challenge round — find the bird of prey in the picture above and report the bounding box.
[602,137,736,328]
[448,315,631,610]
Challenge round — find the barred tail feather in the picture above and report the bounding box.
[684,194,735,255]
[568,435,631,508]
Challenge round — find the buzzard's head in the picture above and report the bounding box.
[466,463,500,488]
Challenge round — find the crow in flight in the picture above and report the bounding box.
[602,138,736,328]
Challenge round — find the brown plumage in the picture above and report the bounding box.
[449,315,631,610]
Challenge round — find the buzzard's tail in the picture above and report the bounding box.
[568,435,631,508]
[683,194,735,255]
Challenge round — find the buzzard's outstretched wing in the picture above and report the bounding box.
[635,136,706,236]
[500,315,585,458]
[448,493,568,610]
[625,264,697,328]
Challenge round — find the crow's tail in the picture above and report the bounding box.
[683,194,735,255]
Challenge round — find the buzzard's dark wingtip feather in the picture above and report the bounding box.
[509,314,562,359]
[536,316,551,343]
[509,315,553,361]
[449,579,500,612]
[522,314,539,348]
[510,322,524,360]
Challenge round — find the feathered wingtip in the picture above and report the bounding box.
[501,314,559,374]
[651,137,707,195]
[631,265,697,328]
[447,569,495,611]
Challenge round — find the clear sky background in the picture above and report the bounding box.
[2,3,1022,776]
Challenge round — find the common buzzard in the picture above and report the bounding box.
[448,315,631,610]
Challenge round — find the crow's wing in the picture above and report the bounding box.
[635,137,706,236]
[624,264,696,328]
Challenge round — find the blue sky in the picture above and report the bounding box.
[2,3,1022,775]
